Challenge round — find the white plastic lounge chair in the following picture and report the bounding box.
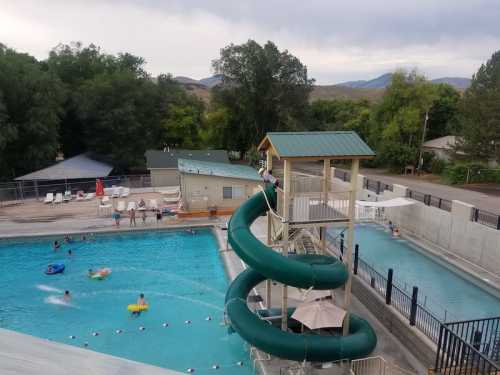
[159,186,180,195]
[120,187,130,198]
[112,186,122,198]
[148,199,158,210]
[127,201,137,211]
[116,200,126,212]
[84,192,95,200]
[163,187,181,203]
[76,191,85,201]
[101,196,110,204]
[44,193,54,204]
[98,203,113,216]
[54,193,63,204]
[63,191,72,202]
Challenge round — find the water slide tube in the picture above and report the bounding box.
[225,185,377,362]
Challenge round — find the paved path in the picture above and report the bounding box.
[360,169,500,214]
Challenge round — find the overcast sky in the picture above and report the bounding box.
[1,0,499,84]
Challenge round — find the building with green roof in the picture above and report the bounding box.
[178,158,263,211]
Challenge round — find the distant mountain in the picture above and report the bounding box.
[174,74,222,88]
[199,74,223,88]
[430,77,471,90]
[310,85,383,102]
[340,73,394,89]
[338,73,471,90]
[173,76,203,86]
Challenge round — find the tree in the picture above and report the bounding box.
[369,70,438,170]
[308,99,372,139]
[211,40,314,154]
[426,83,461,140]
[0,44,64,179]
[460,50,500,162]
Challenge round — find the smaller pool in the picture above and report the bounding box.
[0,229,251,375]
[329,224,500,321]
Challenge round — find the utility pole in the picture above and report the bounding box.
[417,110,429,174]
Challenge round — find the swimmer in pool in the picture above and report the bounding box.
[68,249,72,256]
[137,293,147,306]
[53,241,60,251]
[63,290,71,301]
[47,265,54,273]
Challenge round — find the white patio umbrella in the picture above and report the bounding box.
[287,287,332,303]
[291,300,347,329]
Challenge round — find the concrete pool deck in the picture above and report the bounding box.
[0,328,184,375]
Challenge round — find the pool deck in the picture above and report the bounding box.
[0,328,184,375]
[214,217,428,375]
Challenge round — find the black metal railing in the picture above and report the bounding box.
[334,168,351,183]
[435,322,500,375]
[352,245,443,344]
[472,208,500,230]
[445,317,500,362]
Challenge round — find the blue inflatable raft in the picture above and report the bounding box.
[45,264,65,275]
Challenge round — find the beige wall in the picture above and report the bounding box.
[180,173,263,211]
[150,169,179,187]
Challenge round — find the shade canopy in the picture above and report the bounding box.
[15,154,113,181]
[356,198,416,208]
[291,300,347,329]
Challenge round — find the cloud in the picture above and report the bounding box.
[0,0,498,84]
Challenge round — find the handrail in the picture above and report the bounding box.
[258,185,286,222]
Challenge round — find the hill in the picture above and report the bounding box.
[338,73,471,90]
[310,85,384,102]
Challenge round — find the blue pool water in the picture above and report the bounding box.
[330,224,500,321]
[0,229,251,374]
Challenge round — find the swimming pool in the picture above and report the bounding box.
[0,229,251,374]
[329,224,500,321]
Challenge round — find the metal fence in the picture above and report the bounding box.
[445,317,500,362]
[0,175,151,204]
[325,234,446,344]
[407,189,452,212]
[435,321,500,375]
[365,178,393,194]
[472,208,500,230]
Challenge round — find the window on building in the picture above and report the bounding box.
[222,186,245,199]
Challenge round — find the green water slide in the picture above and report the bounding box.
[225,185,377,362]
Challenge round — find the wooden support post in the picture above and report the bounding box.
[266,149,273,173]
[266,212,272,309]
[343,158,359,336]
[281,159,291,331]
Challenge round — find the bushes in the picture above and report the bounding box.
[430,158,447,174]
[443,162,500,184]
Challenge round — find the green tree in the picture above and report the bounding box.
[426,83,461,140]
[212,40,314,154]
[308,99,372,139]
[0,44,64,179]
[460,50,500,162]
[370,70,437,170]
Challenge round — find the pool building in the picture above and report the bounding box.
[1,131,499,375]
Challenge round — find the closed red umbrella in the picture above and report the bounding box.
[96,179,104,197]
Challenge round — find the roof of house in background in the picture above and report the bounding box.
[178,159,261,181]
[422,135,460,150]
[258,131,375,159]
[145,149,229,169]
[15,154,113,181]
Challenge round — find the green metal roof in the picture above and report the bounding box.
[145,149,229,169]
[178,159,262,181]
[260,131,375,158]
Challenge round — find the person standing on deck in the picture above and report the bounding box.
[130,208,136,227]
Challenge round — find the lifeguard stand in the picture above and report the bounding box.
[257,131,375,332]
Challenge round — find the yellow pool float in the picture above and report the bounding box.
[127,304,149,312]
